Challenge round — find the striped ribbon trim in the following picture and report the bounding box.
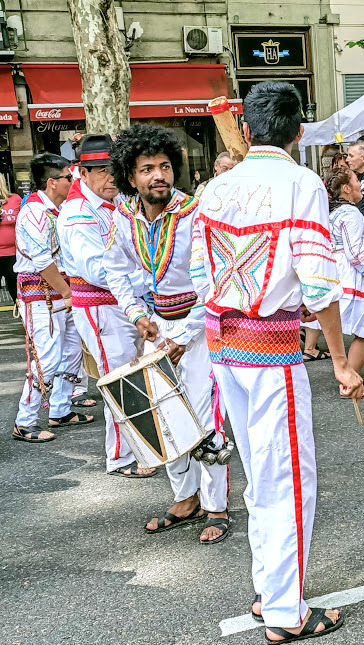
[17,272,69,303]
[152,290,197,320]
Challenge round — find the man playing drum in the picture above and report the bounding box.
[57,134,155,478]
[103,123,230,544]
[190,81,363,642]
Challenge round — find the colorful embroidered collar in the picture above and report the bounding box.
[118,189,198,290]
[245,146,296,164]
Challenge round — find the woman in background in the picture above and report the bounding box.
[0,174,21,303]
[326,167,364,375]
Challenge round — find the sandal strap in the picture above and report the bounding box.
[14,425,44,439]
[301,608,333,636]
[254,594,262,603]
[157,511,180,529]
[202,517,230,530]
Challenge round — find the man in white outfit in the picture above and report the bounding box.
[103,123,229,544]
[190,81,363,641]
[13,153,93,443]
[57,134,155,477]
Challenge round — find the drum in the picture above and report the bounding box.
[81,341,100,379]
[97,349,207,468]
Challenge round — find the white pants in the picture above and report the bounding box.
[72,365,89,397]
[146,313,228,512]
[72,304,140,471]
[16,300,82,427]
[212,362,317,627]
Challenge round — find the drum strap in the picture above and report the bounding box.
[84,306,121,460]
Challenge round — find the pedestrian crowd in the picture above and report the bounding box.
[2,80,364,643]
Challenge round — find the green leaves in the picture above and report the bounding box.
[346,40,364,49]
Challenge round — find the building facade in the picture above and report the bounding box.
[1,0,364,192]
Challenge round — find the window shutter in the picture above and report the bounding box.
[343,74,364,105]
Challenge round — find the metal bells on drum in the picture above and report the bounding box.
[191,436,234,465]
[97,349,207,469]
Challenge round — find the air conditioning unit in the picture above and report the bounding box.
[183,26,223,55]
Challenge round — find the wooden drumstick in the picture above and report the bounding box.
[52,305,68,313]
[208,96,248,164]
[353,399,363,425]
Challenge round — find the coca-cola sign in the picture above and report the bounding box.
[35,108,62,119]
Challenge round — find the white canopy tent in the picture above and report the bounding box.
[299,95,364,166]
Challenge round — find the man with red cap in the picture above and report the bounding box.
[57,134,156,477]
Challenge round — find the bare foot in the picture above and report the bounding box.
[146,493,203,530]
[199,511,229,542]
[48,413,94,427]
[252,598,261,618]
[266,608,341,641]
[121,466,156,476]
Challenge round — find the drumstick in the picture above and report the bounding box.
[208,96,248,164]
[353,399,363,425]
[52,305,68,313]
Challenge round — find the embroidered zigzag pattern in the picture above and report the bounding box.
[212,229,271,312]
[118,194,197,284]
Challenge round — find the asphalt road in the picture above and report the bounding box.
[1,310,364,645]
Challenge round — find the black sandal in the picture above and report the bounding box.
[252,593,264,622]
[199,516,231,545]
[145,504,205,533]
[12,424,55,443]
[48,412,94,427]
[71,395,97,407]
[265,607,344,643]
[303,350,331,362]
[108,462,157,478]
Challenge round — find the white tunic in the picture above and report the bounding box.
[190,146,342,318]
[103,189,204,346]
[329,202,364,337]
[57,180,116,289]
[14,190,63,274]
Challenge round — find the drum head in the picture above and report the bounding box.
[106,369,165,458]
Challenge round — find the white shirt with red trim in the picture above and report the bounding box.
[103,189,205,345]
[14,190,63,274]
[190,145,343,317]
[329,202,364,302]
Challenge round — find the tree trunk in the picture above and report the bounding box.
[67,0,130,134]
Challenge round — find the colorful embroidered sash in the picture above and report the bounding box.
[70,276,117,307]
[17,272,69,303]
[152,290,197,320]
[206,308,302,367]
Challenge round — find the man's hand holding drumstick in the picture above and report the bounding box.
[135,316,185,366]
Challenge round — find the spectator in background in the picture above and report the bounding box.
[194,151,234,198]
[0,174,21,303]
[331,152,348,170]
[347,140,364,215]
[326,167,364,376]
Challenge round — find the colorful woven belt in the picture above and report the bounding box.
[17,272,69,303]
[206,308,302,367]
[152,290,197,320]
[70,276,117,307]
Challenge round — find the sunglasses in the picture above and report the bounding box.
[53,173,73,182]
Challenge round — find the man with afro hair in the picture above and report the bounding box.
[103,123,230,544]
[191,81,363,641]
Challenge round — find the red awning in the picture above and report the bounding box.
[0,65,18,124]
[23,63,242,121]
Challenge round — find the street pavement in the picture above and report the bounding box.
[1,309,364,645]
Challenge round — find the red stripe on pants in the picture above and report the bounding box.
[283,365,304,607]
[85,306,121,460]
